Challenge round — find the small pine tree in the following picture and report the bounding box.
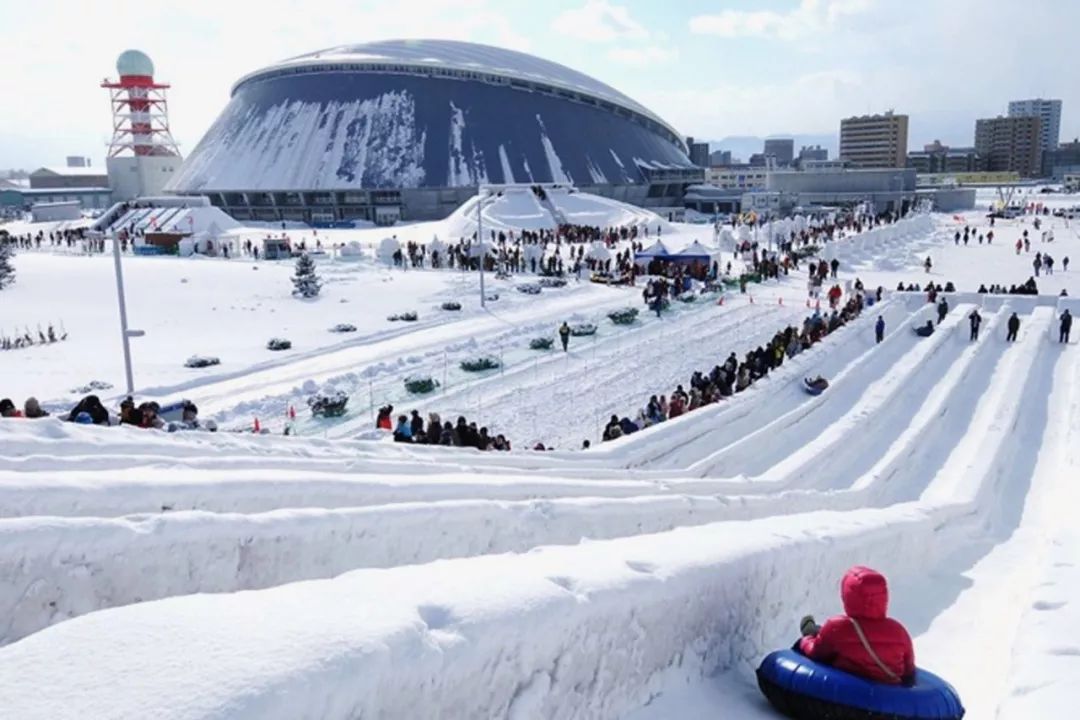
[291,253,322,298]
[0,241,14,291]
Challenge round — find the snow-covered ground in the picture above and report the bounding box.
[2,190,1080,719]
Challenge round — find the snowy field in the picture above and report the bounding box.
[2,188,1080,718]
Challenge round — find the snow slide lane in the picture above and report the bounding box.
[0,313,1061,719]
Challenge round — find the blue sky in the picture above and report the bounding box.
[2,0,1078,168]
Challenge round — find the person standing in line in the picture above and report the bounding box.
[937,296,949,325]
[1006,312,1021,342]
[969,309,982,341]
[1060,309,1073,344]
[875,315,885,344]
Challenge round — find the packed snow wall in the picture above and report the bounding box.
[168,72,694,195]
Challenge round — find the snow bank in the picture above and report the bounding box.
[0,463,658,519]
[445,188,554,237]
[0,504,943,720]
[443,187,667,238]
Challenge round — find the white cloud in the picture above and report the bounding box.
[690,0,874,41]
[551,0,649,43]
[607,46,676,67]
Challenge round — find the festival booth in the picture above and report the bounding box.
[634,239,674,275]
[671,240,716,280]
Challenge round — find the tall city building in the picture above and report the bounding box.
[839,111,909,168]
[1043,138,1080,180]
[798,145,828,162]
[906,140,978,174]
[1008,98,1062,158]
[763,138,794,166]
[974,116,1042,177]
[709,149,732,167]
[685,137,711,168]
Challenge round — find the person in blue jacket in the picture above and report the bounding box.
[392,414,413,443]
[875,316,885,344]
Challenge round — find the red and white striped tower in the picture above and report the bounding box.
[101,49,180,158]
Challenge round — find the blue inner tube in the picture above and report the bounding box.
[756,649,965,720]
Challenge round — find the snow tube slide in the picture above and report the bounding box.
[803,378,829,396]
[756,650,965,720]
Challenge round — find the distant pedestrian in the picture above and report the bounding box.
[559,321,571,352]
[830,258,839,279]
[924,256,932,273]
[969,309,982,341]
[1065,256,1071,272]
[937,297,949,325]
[1006,312,1021,342]
[875,315,885,344]
[1061,310,1073,343]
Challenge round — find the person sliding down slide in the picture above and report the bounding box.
[799,566,916,686]
[803,376,829,394]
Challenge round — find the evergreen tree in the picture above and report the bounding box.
[291,252,322,298]
[0,241,14,291]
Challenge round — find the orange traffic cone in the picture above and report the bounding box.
[717,295,725,306]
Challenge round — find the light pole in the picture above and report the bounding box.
[111,236,142,395]
[476,185,486,308]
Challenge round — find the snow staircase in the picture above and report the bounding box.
[538,191,569,227]
[90,202,130,234]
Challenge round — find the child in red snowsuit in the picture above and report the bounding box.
[799,566,916,685]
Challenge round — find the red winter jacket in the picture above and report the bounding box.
[799,566,916,685]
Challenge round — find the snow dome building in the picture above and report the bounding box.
[166,40,701,224]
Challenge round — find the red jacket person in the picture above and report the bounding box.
[799,566,916,685]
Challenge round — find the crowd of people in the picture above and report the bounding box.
[601,291,870,442]
[2,226,90,251]
[0,393,212,431]
[1,323,66,351]
[976,278,1041,295]
[376,404,511,452]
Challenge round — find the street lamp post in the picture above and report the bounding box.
[476,186,486,309]
[111,236,142,395]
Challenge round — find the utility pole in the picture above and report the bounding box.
[477,186,486,309]
[111,236,142,395]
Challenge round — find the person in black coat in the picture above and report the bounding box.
[1060,309,1073,343]
[1006,312,1021,342]
[969,309,982,341]
[409,410,424,441]
[67,395,109,425]
[937,297,949,325]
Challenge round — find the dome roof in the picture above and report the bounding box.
[236,39,677,144]
[117,49,154,77]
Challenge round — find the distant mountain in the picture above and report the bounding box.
[707,134,838,163]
